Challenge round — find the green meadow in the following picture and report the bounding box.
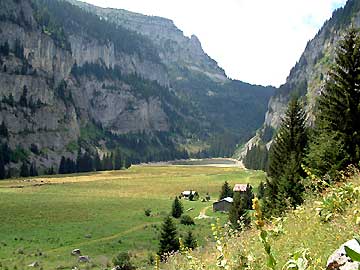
[0,165,265,269]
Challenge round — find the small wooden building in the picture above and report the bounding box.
[181,190,198,199]
[213,197,233,212]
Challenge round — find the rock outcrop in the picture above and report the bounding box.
[326,239,360,270]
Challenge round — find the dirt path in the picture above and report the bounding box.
[195,205,214,219]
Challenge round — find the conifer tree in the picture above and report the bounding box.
[306,28,360,176]
[59,156,66,174]
[158,216,179,257]
[19,85,28,107]
[0,156,5,180]
[94,152,102,171]
[20,162,29,177]
[245,184,254,209]
[66,158,76,173]
[14,39,24,59]
[0,41,10,56]
[114,148,122,170]
[29,162,38,177]
[47,167,55,175]
[263,98,307,215]
[6,168,11,179]
[171,197,183,218]
[257,181,265,199]
[0,121,9,138]
[184,230,197,250]
[219,181,233,199]
[229,191,250,229]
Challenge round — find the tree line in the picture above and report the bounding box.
[58,148,131,175]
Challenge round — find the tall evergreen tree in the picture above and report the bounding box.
[20,162,29,177]
[0,121,9,138]
[263,98,307,215]
[184,230,197,250]
[29,162,38,177]
[66,158,77,173]
[171,197,183,218]
[229,191,250,229]
[0,143,11,164]
[76,151,94,172]
[306,28,360,176]
[245,184,254,209]
[114,148,122,170]
[158,216,179,257]
[59,156,66,174]
[94,152,102,171]
[0,41,10,56]
[0,156,5,180]
[257,181,265,199]
[219,181,233,199]
[14,39,24,59]
[19,85,28,107]
[243,144,269,170]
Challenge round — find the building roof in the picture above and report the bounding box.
[182,190,197,196]
[233,184,248,192]
[222,197,233,203]
[213,197,233,205]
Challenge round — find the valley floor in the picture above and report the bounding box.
[0,164,264,269]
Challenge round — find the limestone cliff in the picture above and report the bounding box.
[0,0,273,175]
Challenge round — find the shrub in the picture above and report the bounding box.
[316,182,360,222]
[180,215,195,226]
[112,252,135,270]
[144,208,151,217]
[171,197,183,218]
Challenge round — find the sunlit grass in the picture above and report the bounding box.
[165,175,360,269]
[0,165,265,269]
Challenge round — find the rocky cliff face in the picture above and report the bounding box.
[68,1,275,145]
[66,0,227,83]
[237,0,360,159]
[0,0,273,174]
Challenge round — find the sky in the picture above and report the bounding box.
[81,0,347,87]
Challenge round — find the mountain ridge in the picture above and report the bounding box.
[0,0,273,175]
[239,0,360,164]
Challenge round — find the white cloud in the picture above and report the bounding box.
[81,0,347,87]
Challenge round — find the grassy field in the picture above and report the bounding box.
[164,174,360,270]
[0,165,265,269]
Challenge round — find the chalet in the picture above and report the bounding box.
[213,197,233,212]
[181,190,198,199]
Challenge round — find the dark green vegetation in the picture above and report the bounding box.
[263,98,308,216]
[171,197,183,219]
[183,230,197,250]
[306,28,360,177]
[257,28,360,219]
[243,143,269,171]
[112,252,135,270]
[158,216,180,258]
[228,191,251,229]
[219,181,233,199]
[0,165,265,269]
